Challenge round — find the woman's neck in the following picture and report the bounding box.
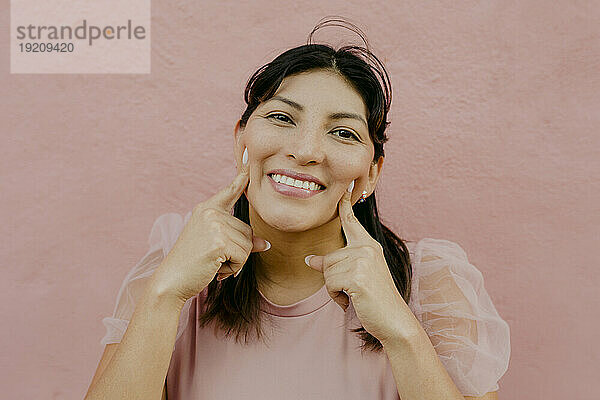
[248,205,346,302]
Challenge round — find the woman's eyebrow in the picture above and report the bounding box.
[266,95,368,128]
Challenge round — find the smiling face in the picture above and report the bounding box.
[234,69,384,232]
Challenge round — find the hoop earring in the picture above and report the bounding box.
[358,190,368,203]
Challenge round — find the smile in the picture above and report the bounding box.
[267,174,326,199]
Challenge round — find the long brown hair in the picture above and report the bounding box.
[198,16,412,353]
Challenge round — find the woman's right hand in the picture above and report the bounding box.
[150,162,269,305]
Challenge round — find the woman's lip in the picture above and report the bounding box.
[267,174,325,199]
[266,169,326,187]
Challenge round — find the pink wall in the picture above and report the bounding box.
[2,2,599,399]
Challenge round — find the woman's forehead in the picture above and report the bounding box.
[266,72,368,119]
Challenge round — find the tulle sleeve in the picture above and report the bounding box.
[100,210,194,346]
[406,238,511,397]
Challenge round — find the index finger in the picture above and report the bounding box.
[208,167,250,212]
[338,180,369,246]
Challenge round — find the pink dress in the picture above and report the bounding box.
[101,211,511,398]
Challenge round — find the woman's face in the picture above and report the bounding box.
[234,69,383,232]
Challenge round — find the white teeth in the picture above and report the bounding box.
[270,174,324,190]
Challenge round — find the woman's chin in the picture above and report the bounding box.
[248,194,334,231]
[250,206,322,232]
[262,215,320,232]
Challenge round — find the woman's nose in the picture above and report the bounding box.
[287,130,325,163]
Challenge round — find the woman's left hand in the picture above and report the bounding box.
[305,181,410,345]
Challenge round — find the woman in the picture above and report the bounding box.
[85,18,510,400]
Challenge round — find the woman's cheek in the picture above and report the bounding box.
[332,152,367,180]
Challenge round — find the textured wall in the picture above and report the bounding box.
[1,1,599,399]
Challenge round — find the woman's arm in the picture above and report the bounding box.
[86,344,119,394]
[382,245,508,399]
[84,276,184,400]
[381,316,466,400]
[383,330,499,399]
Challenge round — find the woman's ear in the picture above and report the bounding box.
[234,119,243,143]
[366,156,384,196]
[233,120,244,166]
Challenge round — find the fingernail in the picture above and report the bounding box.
[304,255,315,266]
[242,146,248,165]
[263,240,271,251]
[347,180,355,193]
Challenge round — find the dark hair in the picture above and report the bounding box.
[198,16,413,353]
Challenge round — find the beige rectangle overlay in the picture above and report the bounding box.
[11,0,150,73]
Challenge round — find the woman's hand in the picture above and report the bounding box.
[304,181,409,345]
[151,149,270,305]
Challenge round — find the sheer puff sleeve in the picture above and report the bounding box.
[100,211,194,346]
[406,238,511,397]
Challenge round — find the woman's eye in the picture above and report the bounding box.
[267,113,292,123]
[332,129,359,141]
[267,113,359,141]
